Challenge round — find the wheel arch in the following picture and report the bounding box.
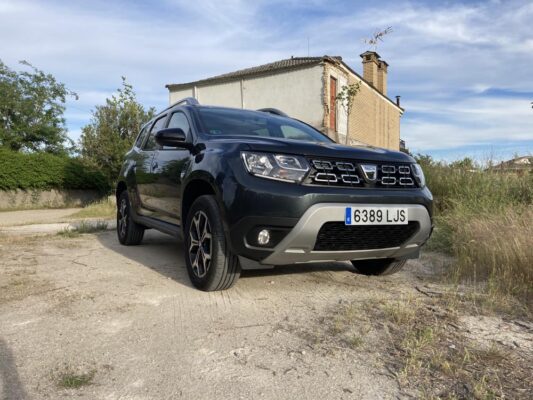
[116,180,127,201]
[181,178,218,231]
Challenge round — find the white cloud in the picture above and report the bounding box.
[0,0,531,155]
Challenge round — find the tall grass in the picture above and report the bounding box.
[69,197,115,219]
[450,208,532,299]
[420,157,532,305]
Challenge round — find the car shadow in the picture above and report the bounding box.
[241,261,354,279]
[0,337,28,400]
[97,229,355,287]
[97,230,195,289]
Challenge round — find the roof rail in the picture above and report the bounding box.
[162,97,199,113]
[257,108,289,117]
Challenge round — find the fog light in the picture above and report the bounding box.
[257,229,270,245]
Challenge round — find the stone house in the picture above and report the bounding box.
[166,52,403,150]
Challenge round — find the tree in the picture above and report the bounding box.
[449,157,477,170]
[0,60,77,153]
[80,77,155,183]
[335,83,361,144]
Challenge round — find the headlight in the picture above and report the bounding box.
[241,151,309,183]
[412,163,426,188]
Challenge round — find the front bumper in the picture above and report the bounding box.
[260,203,432,265]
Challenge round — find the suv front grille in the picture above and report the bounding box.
[313,222,420,251]
[305,158,418,189]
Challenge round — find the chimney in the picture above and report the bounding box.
[360,51,380,87]
[360,51,388,96]
[377,60,388,96]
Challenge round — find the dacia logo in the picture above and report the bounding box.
[360,164,377,182]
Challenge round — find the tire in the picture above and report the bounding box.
[184,195,241,291]
[350,259,407,276]
[117,190,145,245]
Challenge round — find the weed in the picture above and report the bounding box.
[56,369,96,389]
[69,197,115,219]
[58,220,109,237]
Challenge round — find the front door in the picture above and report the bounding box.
[329,76,337,132]
[150,111,192,225]
[137,114,167,217]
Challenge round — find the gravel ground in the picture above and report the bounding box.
[1,229,531,399]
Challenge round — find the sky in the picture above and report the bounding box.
[0,0,532,162]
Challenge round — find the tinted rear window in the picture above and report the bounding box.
[196,108,331,143]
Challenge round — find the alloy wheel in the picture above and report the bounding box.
[188,211,212,278]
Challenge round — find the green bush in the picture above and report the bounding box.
[0,148,110,193]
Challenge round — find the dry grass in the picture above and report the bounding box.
[69,197,115,220]
[420,159,533,309]
[316,296,532,399]
[450,207,532,302]
[58,220,109,237]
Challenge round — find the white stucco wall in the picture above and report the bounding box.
[242,66,324,128]
[169,87,193,104]
[168,65,324,129]
[197,81,242,108]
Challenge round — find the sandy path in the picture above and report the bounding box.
[0,208,81,227]
[1,231,402,400]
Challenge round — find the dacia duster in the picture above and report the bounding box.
[116,98,433,291]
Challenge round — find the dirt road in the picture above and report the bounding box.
[1,230,531,399]
[0,208,81,227]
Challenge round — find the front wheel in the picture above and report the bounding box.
[350,259,407,276]
[184,195,241,291]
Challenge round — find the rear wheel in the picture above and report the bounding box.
[185,195,241,291]
[350,259,407,276]
[117,191,145,245]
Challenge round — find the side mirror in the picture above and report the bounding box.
[155,128,189,148]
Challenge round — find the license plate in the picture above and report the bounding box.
[345,207,408,225]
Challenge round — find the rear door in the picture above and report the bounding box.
[150,111,192,225]
[136,114,167,216]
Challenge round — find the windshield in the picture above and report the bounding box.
[196,108,332,143]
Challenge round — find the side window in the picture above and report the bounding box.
[143,115,167,151]
[280,125,310,141]
[165,112,191,150]
[168,112,191,134]
[134,126,149,148]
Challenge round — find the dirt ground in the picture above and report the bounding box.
[1,228,531,399]
[0,208,81,227]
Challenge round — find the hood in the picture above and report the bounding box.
[210,136,413,163]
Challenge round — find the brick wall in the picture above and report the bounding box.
[323,63,402,150]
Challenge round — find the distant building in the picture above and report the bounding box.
[166,52,403,150]
[491,156,532,173]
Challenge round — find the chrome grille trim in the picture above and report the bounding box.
[336,162,356,172]
[312,160,333,170]
[315,173,338,183]
[399,177,414,185]
[381,176,397,185]
[398,166,411,174]
[341,174,360,184]
[306,158,417,188]
[381,165,396,174]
